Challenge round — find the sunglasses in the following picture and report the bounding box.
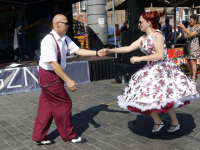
[139,21,146,25]
[59,21,69,26]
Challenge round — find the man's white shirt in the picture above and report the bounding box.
[39,30,79,70]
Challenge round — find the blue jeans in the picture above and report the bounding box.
[15,35,27,56]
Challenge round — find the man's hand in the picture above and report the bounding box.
[100,48,110,56]
[66,79,77,92]
[98,49,107,57]
[130,57,141,64]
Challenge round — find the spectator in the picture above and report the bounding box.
[161,17,172,43]
[179,14,200,81]
[177,20,189,44]
[121,22,128,31]
[170,24,179,43]
[114,24,121,36]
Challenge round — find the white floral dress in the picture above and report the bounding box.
[118,30,199,114]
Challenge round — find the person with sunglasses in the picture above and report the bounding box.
[102,9,199,134]
[179,14,200,82]
[32,14,106,145]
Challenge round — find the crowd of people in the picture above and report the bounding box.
[159,15,200,82]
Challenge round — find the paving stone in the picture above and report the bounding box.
[106,126,131,136]
[4,137,24,149]
[131,142,154,150]
[89,132,114,143]
[93,141,118,150]
[109,139,135,150]
[0,120,11,127]
[39,144,60,150]
[58,142,81,150]
[1,147,14,150]
[74,125,95,136]
[4,125,19,134]
[0,130,13,139]
[170,139,191,149]
[73,142,99,150]
[145,141,174,150]
[93,127,115,136]
[15,146,30,150]
[12,132,30,142]
[125,133,150,144]
[0,138,12,150]
[111,133,136,145]
[23,140,46,150]
[184,141,200,150]
[78,134,99,145]
[16,125,31,133]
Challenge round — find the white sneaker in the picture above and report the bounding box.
[14,56,17,60]
[24,55,29,58]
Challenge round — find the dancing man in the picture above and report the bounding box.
[32,14,105,145]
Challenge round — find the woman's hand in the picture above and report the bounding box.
[98,49,108,57]
[179,23,185,29]
[130,57,141,64]
[100,48,110,55]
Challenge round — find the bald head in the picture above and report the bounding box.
[52,14,69,37]
[52,14,66,28]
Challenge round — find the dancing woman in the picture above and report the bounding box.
[103,9,199,133]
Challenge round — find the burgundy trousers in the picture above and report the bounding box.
[32,67,76,141]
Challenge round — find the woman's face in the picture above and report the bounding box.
[116,25,119,29]
[138,16,149,32]
[189,18,197,26]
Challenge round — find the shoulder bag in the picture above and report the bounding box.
[183,37,191,55]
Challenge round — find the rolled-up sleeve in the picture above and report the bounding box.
[66,36,80,55]
[40,35,57,63]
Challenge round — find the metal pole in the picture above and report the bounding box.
[87,0,108,50]
[112,0,117,58]
[174,6,177,44]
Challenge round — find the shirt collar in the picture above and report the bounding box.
[51,30,66,42]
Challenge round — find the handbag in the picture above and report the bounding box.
[183,41,190,54]
[183,36,191,54]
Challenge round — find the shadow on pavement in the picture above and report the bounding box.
[128,113,196,140]
[47,104,128,140]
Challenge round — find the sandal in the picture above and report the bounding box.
[167,124,181,133]
[152,121,164,133]
[192,78,196,82]
[188,74,193,79]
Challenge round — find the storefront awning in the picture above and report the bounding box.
[105,0,200,11]
[105,0,126,11]
[0,0,83,5]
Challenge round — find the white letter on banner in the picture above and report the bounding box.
[0,71,3,89]
[23,67,38,86]
[6,68,22,88]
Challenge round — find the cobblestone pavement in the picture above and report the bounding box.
[0,76,200,150]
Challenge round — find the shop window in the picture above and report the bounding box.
[72,3,76,15]
[184,9,190,21]
[79,1,86,14]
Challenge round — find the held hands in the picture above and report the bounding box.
[130,57,141,64]
[99,48,111,56]
[66,79,77,92]
[98,49,107,57]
